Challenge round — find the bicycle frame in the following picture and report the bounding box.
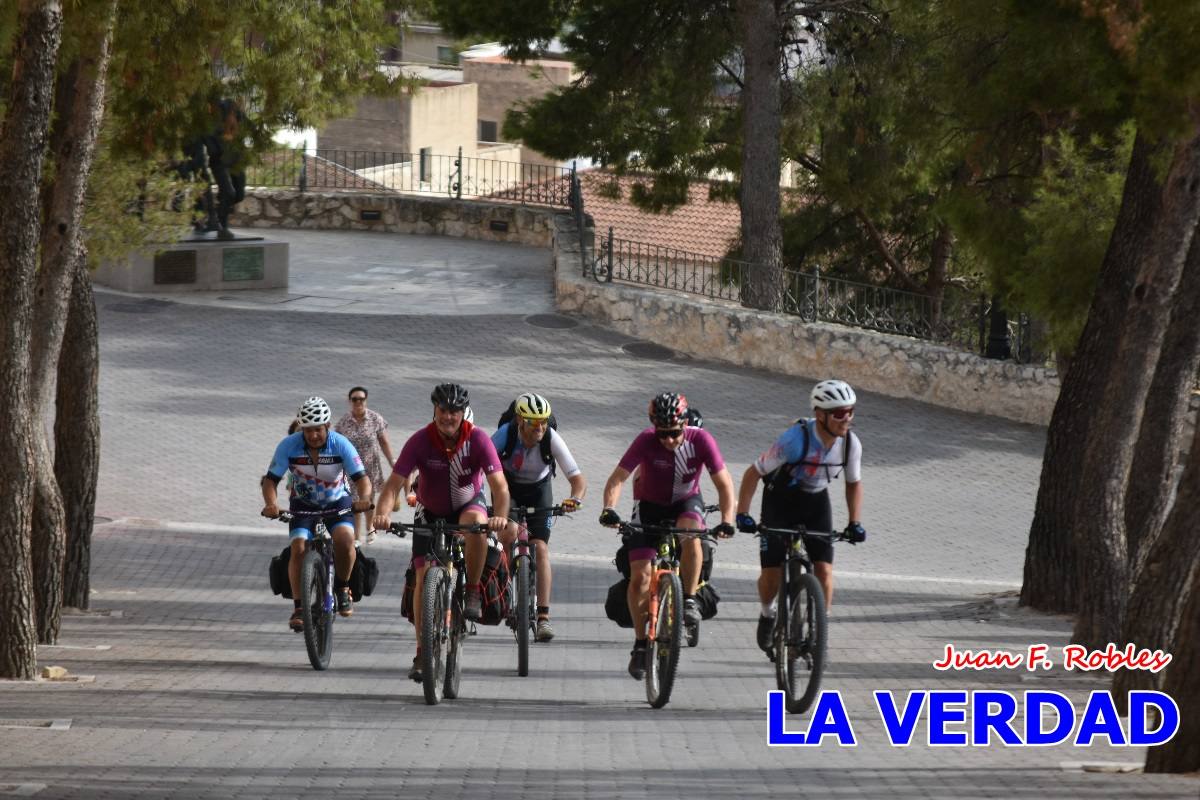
[617,523,713,641]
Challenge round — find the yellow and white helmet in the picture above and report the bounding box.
[514,392,552,420]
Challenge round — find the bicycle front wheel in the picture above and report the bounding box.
[516,555,531,677]
[646,572,683,708]
[444,569,465,699]
[420,566,449,705]
[300,549,333,671]
[783,572,827,714]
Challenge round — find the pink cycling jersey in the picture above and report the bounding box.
[393,421,501,517]
[618,427,725,506]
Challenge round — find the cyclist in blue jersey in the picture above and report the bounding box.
[736,380,866,651]
[262,396,373,631]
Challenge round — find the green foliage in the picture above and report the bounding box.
[107,0,412,158]
[1011,124,1134,355]
[82,127,191,270]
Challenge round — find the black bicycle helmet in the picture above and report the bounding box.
[684,406,703,429]
[431,382,470,411]
[648,392,688,428]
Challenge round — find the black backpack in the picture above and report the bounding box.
[496,400,558,477]
[762,419,858,493]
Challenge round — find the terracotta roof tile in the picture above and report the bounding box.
[579,172,741,259]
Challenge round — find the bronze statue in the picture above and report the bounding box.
[177,98,247,240]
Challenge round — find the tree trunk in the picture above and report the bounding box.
[1123,233,1200,568]
[737,0,784,311]
[1072,129,1200,649]
[1021,133,1164,613]
[29,0,117,645]
[1143,570,1200,773]
[0,0,65,680]
[58,257,101,610]
[1113,399,1200,703]
[926,222,951,327]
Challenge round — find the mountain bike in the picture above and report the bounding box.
[614,519,718,709]
[385,518,488,705]
[506,504,573,677]
[750,524,857,713]
[276,508,353,671]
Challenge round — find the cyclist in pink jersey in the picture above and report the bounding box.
[373,383,510,682]
[599,392,735,679]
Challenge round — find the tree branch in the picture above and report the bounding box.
[717,60,744,90]
[853,208,922,292]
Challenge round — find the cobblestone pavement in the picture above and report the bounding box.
[1,232,1194,798]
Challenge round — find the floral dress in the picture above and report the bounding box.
[335,408,389,499]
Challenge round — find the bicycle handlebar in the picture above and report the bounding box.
[752,525,853,542]
[275,508,353,523]
[509,504,575,520]
[615,522,720,545]
[383,520,490,539]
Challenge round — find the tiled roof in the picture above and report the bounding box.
[579,172,741,259]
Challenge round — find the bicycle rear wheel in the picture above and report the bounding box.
[420,566,449,705]
[516,555,531,676]
[781,572,827,714]
[444,569,465,699]
[300,549,333,671]
[646,572,683,708]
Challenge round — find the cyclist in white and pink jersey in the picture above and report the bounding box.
[599,392,735,679]
[373,383,510,682]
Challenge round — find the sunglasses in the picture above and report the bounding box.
[827,407,854,421]
[521,416,549,427]
[350,396,366,402]
[655,428,685,440]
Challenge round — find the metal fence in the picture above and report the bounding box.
[590,230,1047,364]
[245,148,575,207]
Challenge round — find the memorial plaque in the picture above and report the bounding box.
[153,250,197,284]
[222,247,264,281]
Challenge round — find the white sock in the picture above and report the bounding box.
[761,602,777,618]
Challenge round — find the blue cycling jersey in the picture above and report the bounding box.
[266,431,366,508]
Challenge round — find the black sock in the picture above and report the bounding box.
[334,577,347,591]
[293,599,302,610]
[634,638,648,649]
[537,606,550,618]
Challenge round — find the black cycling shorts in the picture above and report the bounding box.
[412,492,486,559]
[759,486,834,567]
[507,477,554,543]
[627,495,706,556]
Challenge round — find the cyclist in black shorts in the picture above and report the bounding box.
[492,392,587,641]
[735,379,866,651]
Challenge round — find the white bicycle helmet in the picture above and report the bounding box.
[811,380,856,410]
[297,396,332,427]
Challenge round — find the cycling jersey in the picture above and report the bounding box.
[393,421,502,517]
[491,425,581,485]
[753,418,861,493]
[265,431,366,508]
[617,427,725,506]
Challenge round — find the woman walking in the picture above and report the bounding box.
[335,386,395,544]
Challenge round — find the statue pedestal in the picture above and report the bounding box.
[95,235,288,293]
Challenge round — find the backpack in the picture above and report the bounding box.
[694,537,720,620]
[478,537,512,625]
[269,546,292,598]
[496,400,558,477]
[605,578,634,628]
[762,419,858,493]
[401,563,416,623]
[347,551,379,602]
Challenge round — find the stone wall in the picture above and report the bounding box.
[550,215,1059,426]
[230,190,557,248]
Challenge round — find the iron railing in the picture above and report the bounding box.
[245,147,574,207]
[591,230,1047,364]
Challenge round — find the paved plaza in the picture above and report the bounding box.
[0,229,1194,798]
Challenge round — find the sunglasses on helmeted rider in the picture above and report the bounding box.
[827,407,854,420]
[655,428,685,440]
